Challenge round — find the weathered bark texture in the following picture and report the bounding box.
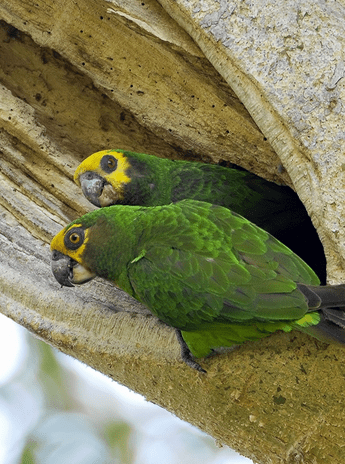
[0,1,345,463]
[158,0,345,283]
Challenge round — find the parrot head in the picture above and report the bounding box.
[50,222,96,287]
[74,150,132,207]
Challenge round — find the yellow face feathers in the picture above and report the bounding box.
[74,150,132,189]
[50,223,89,263]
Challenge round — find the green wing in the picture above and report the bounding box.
[126,202,320,333]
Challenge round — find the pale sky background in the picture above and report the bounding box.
[0,313,253,464]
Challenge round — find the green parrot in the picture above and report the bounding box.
[74,149,326,282]
[51,199,345,372]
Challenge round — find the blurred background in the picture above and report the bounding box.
[0,313,253,464]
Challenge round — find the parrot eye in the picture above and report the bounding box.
[70,233,80,243]
[100,155,118,173]
[64,227,85,250]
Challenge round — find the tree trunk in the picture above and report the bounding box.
[1,1,345,463]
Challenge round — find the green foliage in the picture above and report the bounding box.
[20,442,37,464]
[103,421,133,463]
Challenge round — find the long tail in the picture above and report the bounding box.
[297,284,345,344]
[297,283,345,309]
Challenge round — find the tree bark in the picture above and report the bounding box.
[158,0,345,282]
[1,1,345,463]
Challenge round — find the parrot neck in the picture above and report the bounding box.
[84,206,145,294]
[122,154,174,206]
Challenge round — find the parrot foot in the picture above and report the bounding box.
[175,330,206,373]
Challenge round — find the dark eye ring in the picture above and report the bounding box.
[64,228,84,250]
[100,155,118,174]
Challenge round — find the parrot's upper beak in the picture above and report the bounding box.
[51,250,96,287]
[79,172,120,207]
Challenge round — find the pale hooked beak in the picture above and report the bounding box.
[79,171,119,207]
[51,250,96,287]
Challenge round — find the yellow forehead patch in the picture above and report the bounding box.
[50,223,90,263]
[74,150,132,191]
